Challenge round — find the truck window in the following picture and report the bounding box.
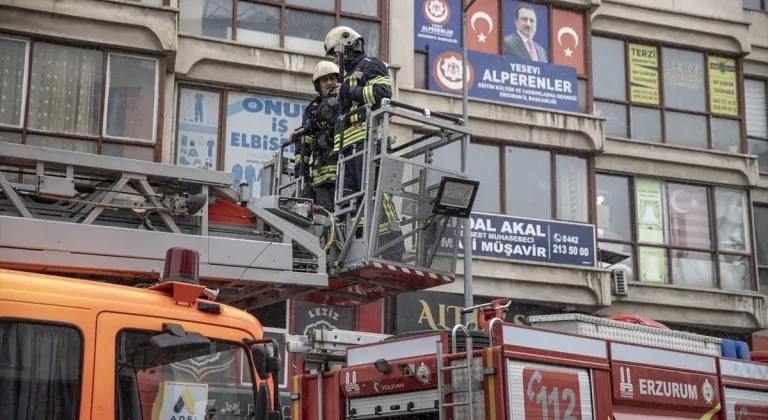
[0,320,84,420]
[115,329,257,420]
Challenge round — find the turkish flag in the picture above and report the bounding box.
[551,9,584,74]
[464,0,500,54]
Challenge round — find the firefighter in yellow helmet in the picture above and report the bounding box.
[324,26,401,254]
[291,60,340,212]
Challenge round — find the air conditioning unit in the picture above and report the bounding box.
[612,269,628,297]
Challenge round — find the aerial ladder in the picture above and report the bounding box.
[0,99,478,310]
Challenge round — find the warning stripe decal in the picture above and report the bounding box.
[370,262,455,282]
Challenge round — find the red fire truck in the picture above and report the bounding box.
[286,300,768,420]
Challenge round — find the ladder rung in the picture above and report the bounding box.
[441,364,468,372]
[443,402,470,408]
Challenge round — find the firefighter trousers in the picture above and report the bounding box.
[300,179,335,213]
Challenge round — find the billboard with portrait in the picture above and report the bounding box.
[502,1,549,63]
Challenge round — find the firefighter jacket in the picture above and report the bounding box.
[294,95,337,187]
[333,53,392,153]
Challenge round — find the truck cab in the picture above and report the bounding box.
[0,248,281,420]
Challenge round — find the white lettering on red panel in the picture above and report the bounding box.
[523,367,583,419]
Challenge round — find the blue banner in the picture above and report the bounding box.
[414,0,461,50]
[427,44,579,112]
[447,212,596,267]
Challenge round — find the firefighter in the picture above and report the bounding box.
[292,60,340,212]
[323,26,401,245]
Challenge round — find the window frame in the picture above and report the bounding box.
[745,77,768,174]
[743,0,768,11]
[186,0,388,60]
[103,52,161,144]
[416,133,595,223]
[755,205,768,293]
[0,317,86,420]
[596,172,757,291]
[0,34,166,161]
[0,34,31,129]
[413,3,594,114]
[113,327,258,420]
[174,84,226,170]
[591,34,747,153]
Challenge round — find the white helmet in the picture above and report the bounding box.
[324,26,362,56]
[312,61,339,84]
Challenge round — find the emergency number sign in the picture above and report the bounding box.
[156,381,209,420]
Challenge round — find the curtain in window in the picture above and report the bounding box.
[0,322,82,420]
[0,38,27,127]
[27,43,102,136]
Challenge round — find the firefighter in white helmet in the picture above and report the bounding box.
[323,26,400,245]
[291,60,340,212]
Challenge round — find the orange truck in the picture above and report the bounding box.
[0,248,283,420]
[286,300,768,420]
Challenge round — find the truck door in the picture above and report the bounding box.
[91,312,260,420]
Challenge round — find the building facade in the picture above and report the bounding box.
[1,0,767,405]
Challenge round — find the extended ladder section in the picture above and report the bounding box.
[263,99,477,307]
[0,143,328,309]
[0,100,477,310]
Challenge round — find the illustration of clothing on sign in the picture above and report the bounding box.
[232,164,243,189]
[188,148,199,159]
[245,165,256,197]
[207,139,215,158]
[194,93,204,122]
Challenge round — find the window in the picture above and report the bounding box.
[756,206,768,293]
[416,134,589,222]
[746,79,768,173]
[176,87,222,169]
[414,3,589,112]
[115,329,255,420]
[596,174,754,291]
[0,320,83,420]
[592,36,743,152]
[179,0,385,57]
[0,35,161,161]
[743,0,767,11]
[249,301,289,388]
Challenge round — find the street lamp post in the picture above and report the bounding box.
[461,0,476,325]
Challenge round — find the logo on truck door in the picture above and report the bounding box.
[523,368,583,420]
[611,363,720,409]
[345,371,360,394]
[159,382,208,420]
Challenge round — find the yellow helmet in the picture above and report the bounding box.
[312,61,340,84]
[324,26,362,56]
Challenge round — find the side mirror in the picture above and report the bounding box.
[251,344,272,381]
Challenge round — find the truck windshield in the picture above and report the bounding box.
[116,329,257,420]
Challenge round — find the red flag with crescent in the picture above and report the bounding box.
[464,0,499,54]
[551,9,584,74]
